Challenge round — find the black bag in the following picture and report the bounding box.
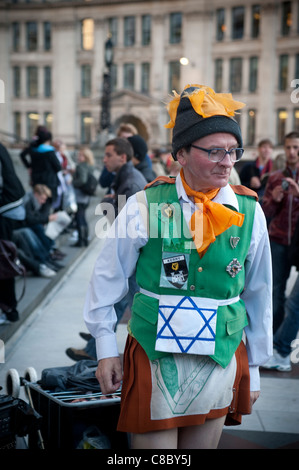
[40,360,99,392]
[0,394,42,448]
[80,171,98,196]
[0,239,26,303]
[0,239,26,280]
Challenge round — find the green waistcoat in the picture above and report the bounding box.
[128,182,256,368]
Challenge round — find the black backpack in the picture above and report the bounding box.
[80,171,98,196]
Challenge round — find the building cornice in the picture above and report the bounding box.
[1,0,172,11]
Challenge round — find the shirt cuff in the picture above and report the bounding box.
[95,334,119,361]
[249,365,260,391]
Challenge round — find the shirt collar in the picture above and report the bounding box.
[176,172,240,211]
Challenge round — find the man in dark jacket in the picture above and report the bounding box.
[262,131,299,332]
[102,137,147,217]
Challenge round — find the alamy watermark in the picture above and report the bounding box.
[94,197,203,248]
[0,79,4,104]
[0,340,4,363]
[291,79,299,103]
[291,339,299,364]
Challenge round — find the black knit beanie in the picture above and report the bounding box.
[128,135,148,161]
[167,85,244,159]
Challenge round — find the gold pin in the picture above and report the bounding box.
[161,203,174,218]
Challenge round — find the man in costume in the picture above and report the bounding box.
[84,85,272,448]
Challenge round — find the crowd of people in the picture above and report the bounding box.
[0,122,171,326]
[0,125,100,324]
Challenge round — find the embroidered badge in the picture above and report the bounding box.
[230,236,240,249]
[226,258,242,278]
[162,255,188,289]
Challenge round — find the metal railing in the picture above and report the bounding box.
[0,129,28,144]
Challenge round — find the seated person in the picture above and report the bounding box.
[23,184,63,258]
[12,228,57,278]
[13,185,64,275]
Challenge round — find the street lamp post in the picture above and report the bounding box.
[100,36,114,132]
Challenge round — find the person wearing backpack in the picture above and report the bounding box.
[71,147,95,247]
[0,142,25,323]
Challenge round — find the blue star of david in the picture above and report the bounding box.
[157,296,217,353]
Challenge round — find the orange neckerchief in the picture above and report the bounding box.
[180,169,244,256]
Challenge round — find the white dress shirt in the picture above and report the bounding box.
[84,174,273,391]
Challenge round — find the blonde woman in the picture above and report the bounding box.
[71,147,95,247]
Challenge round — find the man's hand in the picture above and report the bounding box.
[272,184,284,202]
[96,357,123,395]
[102,194,115,201]
[250,176,261,189]
[273,178,299,202]
[285,177,299,197]
[250,390,260,410]
[48,213,58,222]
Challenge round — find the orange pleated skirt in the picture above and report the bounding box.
[117,336,251,434]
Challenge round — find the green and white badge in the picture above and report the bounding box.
[160,252,189,289]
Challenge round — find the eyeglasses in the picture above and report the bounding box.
[191,145,244,162]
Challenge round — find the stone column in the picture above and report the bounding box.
[182,10,212,85]
[256,3,277,143]
[51,20,77,144]
[151,14,166,98]
[0,22,10,133]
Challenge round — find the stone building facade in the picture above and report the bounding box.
[0,0,298,156]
